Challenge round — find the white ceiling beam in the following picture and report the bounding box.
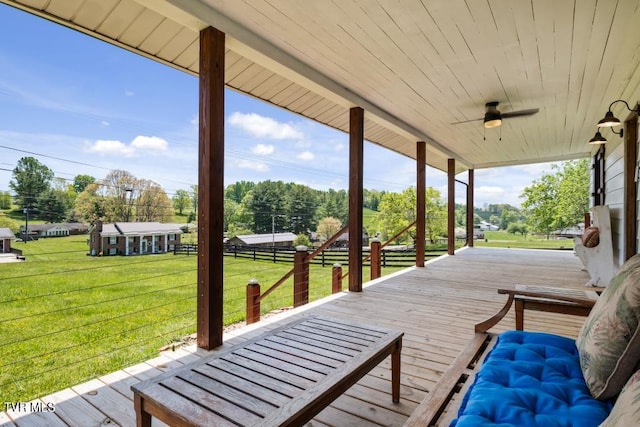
[167,0,472,168]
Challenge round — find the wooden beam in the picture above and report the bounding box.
[467,169,474,247]
[416,141,426,267]
[448,159,455,255]
[349,107,364,292]
[624,108,638,260]
[197,26,225,350]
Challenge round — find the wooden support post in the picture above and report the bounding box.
[293,245,309,307]
[370,238,381,280]
[246,279,261,325]
[416,141,426,267]
[447,159,455,255]
[197,26,225,350]
[624,108,638,261]
[332,263,343,293]
[467,169,474,247]
[349,107,364,292]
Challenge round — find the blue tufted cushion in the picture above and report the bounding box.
[451,331,614,426]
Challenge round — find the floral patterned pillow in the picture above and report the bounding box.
[599,370,640,426]
[577,253,640,400]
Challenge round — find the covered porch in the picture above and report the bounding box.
[1,247,590,426]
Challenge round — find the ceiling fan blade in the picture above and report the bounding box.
[451,117,484,125]
[501,108,539,119]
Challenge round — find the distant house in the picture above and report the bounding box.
[477,221,499,231]
[227,232,298,248]
[21,223,89,239]
[331,231,370,248]
[0,228,16,253]
[88,222,182,256]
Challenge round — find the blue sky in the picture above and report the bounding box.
[0,4,558,208]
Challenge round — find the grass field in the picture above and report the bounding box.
[475,230,576,250]
[0,235,401,404]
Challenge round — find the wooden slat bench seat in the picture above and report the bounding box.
[132,315,403,426]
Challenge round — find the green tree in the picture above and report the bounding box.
[191,184,198,214]
[0,191,12,209]
[225,181,256,203]
[9,157,54,208]
[377,189,414,244]
[425,187,447,243]
[294,233,312,247]
[285,184,319,234]
[555,159,590,230]
[521,174,557,238]
[36,188,68,222]
[224,199,238,231]
[75,183,108,223]
[135,179,173,222]
[0,215,20,233]
[247,180,287,233]
[507,222,530,237]
[317,189,348,223]
[172,189,191,215]
[72,174,95,194]
[316,217,342,242]
[521,160,588,238]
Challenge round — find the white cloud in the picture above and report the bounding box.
[251,144,275,155]
[228,112,304,140]
[100,120,110,127]
[131,135,168,152]
[297,151,314,161]
[85,135,169,157]
[86,140,135,157]
[232,159,270,172]
[125,90,135,97]
[476,185,506,195]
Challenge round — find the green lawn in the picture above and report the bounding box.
[0,235,400,403]
[475,230,575,250]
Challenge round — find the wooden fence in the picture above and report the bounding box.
[223,244,441,267]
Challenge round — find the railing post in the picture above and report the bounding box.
[370,238,381,280]
[246,278,261,324]
[332,263,343,293]
[293,245,309,307]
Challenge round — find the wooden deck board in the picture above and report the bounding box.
[2,248,591,426]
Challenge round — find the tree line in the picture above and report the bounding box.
[1,157,589,243]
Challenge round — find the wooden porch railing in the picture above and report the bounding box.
[246,221,419,324]
[245,225,348,324]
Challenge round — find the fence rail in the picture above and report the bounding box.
[223,244,441,267]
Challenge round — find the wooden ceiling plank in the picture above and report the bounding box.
[119,7,165,48]
[96,0,145,40]
[45,0,83,21]
[139,18,183,55]
[158,26,198,63]
[74,0,120,31]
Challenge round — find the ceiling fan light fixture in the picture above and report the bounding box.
[484,117,502,128]
[597,110,621,128]
[589,131,607,145]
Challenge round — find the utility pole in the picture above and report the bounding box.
[23,206,29,243]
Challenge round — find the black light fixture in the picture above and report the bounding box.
[588,130,607,145]
[483,102,502,128]
[597,99,639,128]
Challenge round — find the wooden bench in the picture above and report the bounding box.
[132,315,403,426]
[403,286,598,426]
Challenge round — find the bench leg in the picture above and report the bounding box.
[134,394,152,427]
[515,299,524,331]
[392,341,401,403]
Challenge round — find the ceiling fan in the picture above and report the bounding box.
[451,101,539,128]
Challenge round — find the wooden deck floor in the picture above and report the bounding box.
[1,247,593,427]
